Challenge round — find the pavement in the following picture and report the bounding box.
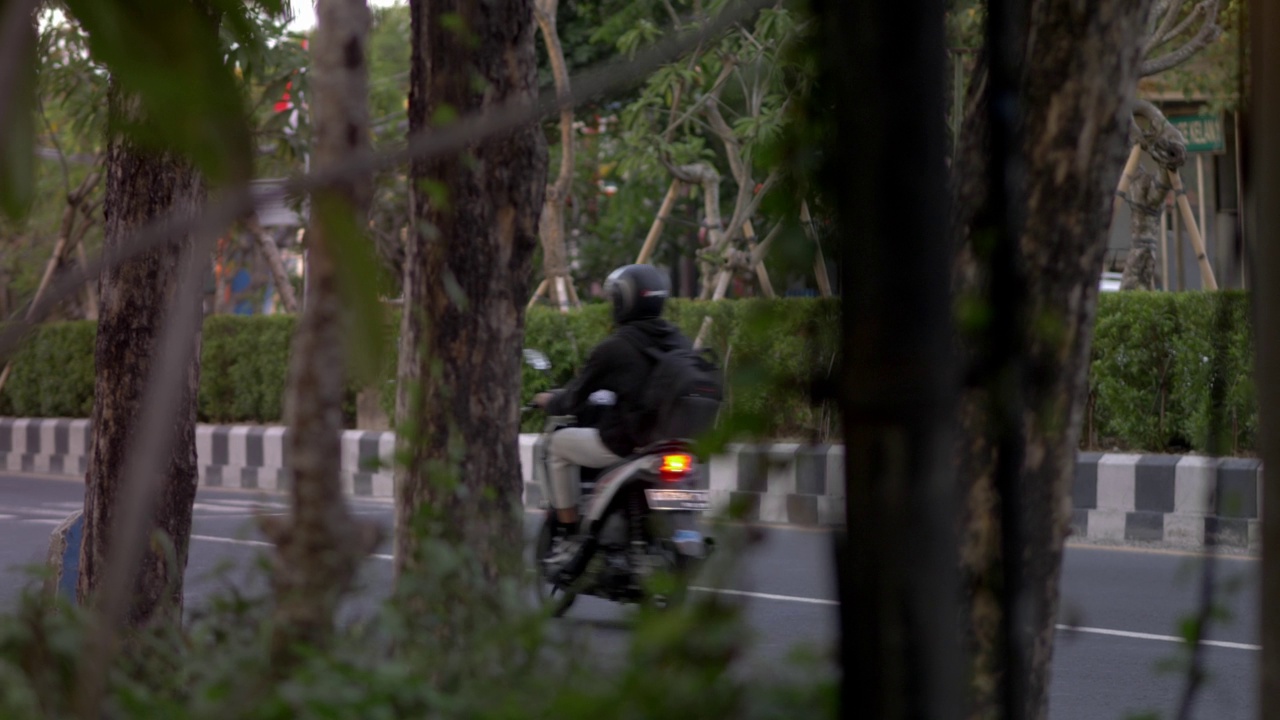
[0,473,1261,719]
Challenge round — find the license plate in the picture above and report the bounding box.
[645,488,710,511]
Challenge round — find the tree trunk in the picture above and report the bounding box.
[397,0,546,580]
[535,0,576,312]
[1249,2,1280,717]
[247,216,299,313]
[77,83,204,626]
[261,0,381,659]
[952,1,1155,718]
[810,1,963,718]
[1120,165,1166,291]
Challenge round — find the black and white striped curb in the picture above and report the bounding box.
[1073,453,1261,548]
[518,439,846,526]
[0,419,397,499]
[2,418,846,526]
[1,418,1264,541]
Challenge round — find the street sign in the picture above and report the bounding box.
[1169,114,1225,153]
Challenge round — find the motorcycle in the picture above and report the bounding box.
[521,348,715,617]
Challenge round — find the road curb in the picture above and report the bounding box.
[1,418,1262,543]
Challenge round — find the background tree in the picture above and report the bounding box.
[528,0,581,311]
[952,1,1158,718]
[75,0,246,626]
[1119,0,1228,291]
[395,0,547,579]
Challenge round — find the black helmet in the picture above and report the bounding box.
[604,264,669,324]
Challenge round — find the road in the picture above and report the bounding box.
[0,473,1261,719]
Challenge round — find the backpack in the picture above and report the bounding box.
[625,332,724,444]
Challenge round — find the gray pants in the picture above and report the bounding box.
[547,428,623,511]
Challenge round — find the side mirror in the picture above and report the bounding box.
[522,348,551,371]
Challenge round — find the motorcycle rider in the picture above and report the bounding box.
[533,264,693,578]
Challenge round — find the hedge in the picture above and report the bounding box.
[1087,290,1255,455]
[0,293,1259,452]
[0,299,840,440]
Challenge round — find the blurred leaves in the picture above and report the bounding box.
[58,0,273,183]
[312,194,393,386]
[0,18,36,222]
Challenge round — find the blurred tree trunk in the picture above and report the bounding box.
[951,1,1155,718]
[261,0,381,659]
[396,0,546,579]
[77,81,204,626]
[812,1,964,718]
[1249,1,1280,716]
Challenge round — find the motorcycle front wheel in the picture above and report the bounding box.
[532,515,579,617]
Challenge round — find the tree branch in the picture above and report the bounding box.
[1141,1,1223,77]
[37,96,73,199]
[1144,0,1181,55]
[661,58,736,138]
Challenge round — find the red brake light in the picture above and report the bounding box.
[659,453,693,481]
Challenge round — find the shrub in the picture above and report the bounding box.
[0,294,1260,453]
[198,315,297,424]
[0,321,96,418]
[1087,290,1254,454]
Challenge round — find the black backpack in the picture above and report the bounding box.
[623,331,724,444]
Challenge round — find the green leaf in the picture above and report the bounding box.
[62,0,257,183]
[314,195,392,385]
[0,24,36,222]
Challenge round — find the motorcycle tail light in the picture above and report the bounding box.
[658,453,694,481]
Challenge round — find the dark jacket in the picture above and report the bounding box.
[545,317,691,457]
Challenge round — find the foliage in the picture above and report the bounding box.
[0,321,96,418]
[1,299,841,440]
[0,518,834,720]
[3,295,1264,454]
[199,315,296,424]
[1088,291,1255,454]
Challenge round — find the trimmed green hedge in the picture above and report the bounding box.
[0,293,1260,453]
[1087,291,1255,455]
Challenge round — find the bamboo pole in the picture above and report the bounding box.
[635,179,682,264]
[566,276,581,306]
[1174,196,1184,291]
[1167,168,1218,291]
[526,278,549,310]
[692,269,733,349]
[1234,111,1246,289]
[1159,205,1169,292]
[74,242,97,318]
[1113,144,1143,215]
[554,275,570,314]
[743,220,775,298]
[799,200,833,297]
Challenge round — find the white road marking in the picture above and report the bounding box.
[1056,624,1260,651]
[192,534,272,547]
[0,514,16,520]
[690,587,838,605]
[0,505,73,517]
[184,535,1263,652]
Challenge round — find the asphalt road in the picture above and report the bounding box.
[0,473,1261,719]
